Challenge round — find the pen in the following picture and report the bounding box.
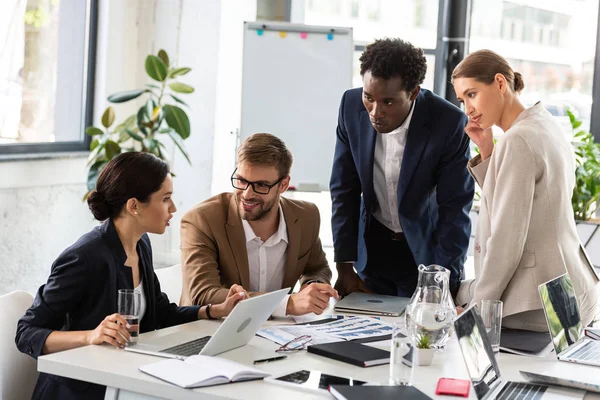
[253,355,287,364]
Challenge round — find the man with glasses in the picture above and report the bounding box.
[179,133,338,316]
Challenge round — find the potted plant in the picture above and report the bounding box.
[84,49,194,199]
[413,333,434,366]
[569,110,600,222]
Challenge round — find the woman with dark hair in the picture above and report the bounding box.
[15,152,247,400]
[452,50,599,331]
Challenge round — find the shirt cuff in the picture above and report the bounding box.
[272,295,291,318]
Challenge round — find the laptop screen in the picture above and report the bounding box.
[539,273,583,355]
[454,307,502,399]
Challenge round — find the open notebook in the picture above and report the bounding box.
[139,355,269,388]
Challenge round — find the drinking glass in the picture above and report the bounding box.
[389,322,413,386]
[118,289,141,344]
[481,300,503,354]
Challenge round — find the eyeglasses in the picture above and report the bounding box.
[230,168,285,195]
[275,335,312,353]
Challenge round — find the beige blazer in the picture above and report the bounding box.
[467,102,598,321]
[179,193,332,306]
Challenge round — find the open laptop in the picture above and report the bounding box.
[454,306,584,400]
[334,292,410,316]
[539,273,600,366]
[126,288,289,359]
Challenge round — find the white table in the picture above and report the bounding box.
[38,313,600,400]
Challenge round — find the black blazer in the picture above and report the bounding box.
[15,219,200,400]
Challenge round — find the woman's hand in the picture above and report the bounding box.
[210,284,247,318]
[465,118,494,160]
[86,313,131,348]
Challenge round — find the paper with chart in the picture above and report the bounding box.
[257,316,394,346]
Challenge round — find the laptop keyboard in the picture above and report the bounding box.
[497,382,547,400]
[568,339,600,362]
[159,335,211,357]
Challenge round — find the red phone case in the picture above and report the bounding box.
[435,378,471,397]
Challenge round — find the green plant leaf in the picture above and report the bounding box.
[86,127,104,136]
[124,129,144,141]
[107,89,146,103]
[158,49,170,67]
[87,160,108,191]
[101,107,115,128]
[104,140,121,160]
[167,129,192,165]
[145,55,168,82]
[169,94,189,107]
[169,82,194,94]
[90,138,100,151]
[137,107,148,135]
[163,105,190,139]
[573,120,582,129]
[146,83,160,90]
[169,67,191,78]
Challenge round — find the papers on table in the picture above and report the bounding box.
[257,316,394,346]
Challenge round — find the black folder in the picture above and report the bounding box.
[306,341,389,367]
[329,385,432,400]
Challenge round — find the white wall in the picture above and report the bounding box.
[0,0,238,295]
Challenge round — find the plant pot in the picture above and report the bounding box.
[414,348,434,366]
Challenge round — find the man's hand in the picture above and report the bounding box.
[287,283,338,316]
[334,262,371,297]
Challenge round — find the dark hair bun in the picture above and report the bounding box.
[87,190,110,221]
[513,72,525,93]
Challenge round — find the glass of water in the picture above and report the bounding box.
[118,289,141,344]
[390,322,413,385]
[481,300,503,354]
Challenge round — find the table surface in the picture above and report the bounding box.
[38,308,600,400]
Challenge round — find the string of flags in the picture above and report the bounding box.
[256,27,335,40]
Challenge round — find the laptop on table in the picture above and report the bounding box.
[125,288,289,359]
[539,273,600,366]
[454,306,584,400]
[334,292,410,316]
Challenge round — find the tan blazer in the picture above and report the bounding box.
[466,103,599,321]
[179,193,332,306]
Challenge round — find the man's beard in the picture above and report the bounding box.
[237,194,277,221]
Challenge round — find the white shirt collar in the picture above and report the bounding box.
[383,100,415,135]
[241,204,288,245]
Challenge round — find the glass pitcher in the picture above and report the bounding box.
[404,264,456,351]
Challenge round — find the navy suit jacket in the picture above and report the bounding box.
[15,219,200,400]
[330,87,474,293]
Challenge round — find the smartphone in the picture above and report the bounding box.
[435,377,471,397]
[264,370,368,394]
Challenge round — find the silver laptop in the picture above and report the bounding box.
[334,292,410,316]
[539,273,600,366]
[125,288,289,359]
[454,306,584,400]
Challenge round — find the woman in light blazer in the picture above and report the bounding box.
[452,50,599,331]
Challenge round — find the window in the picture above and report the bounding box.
[0,0,97,155]
[470,0,598,136]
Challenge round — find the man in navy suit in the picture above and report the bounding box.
[330,38,474,298]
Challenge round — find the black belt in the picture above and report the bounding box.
[370,218,405,241]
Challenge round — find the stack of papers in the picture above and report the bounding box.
[257,316,394,347]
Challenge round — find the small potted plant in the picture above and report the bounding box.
[414,333,434,366]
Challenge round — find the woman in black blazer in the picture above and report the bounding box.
[15,152,247,400]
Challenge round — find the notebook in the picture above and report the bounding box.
[307,341,390,367]
[334,292,410,316]
[139,354,269,388]
[329,385,432,399]
[499,328,553,357]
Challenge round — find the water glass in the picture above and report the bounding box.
[481,300,503,354]
[118,289,141,344]
[389,322,413,386]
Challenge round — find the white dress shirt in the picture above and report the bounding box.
[372,101,415,233]
[242,205,290,317]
